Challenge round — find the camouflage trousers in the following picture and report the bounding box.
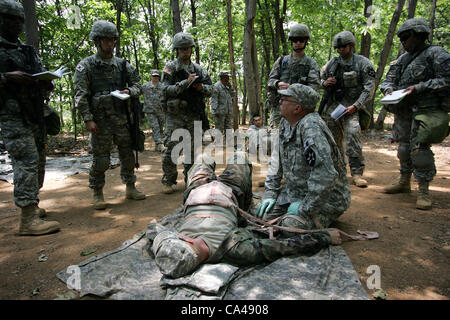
[325,111,365,175]
[89,114,136,189]
[0,116,46,207]
[182,154,331,265]
[162,113,201,186]
[392,107,436,182]
[213,113,233,136]
[269,107,281,130]
[146,111,165,145]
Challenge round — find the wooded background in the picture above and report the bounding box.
[19,0,449,137]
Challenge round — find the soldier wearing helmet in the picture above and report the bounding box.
[211,70,234,136]
[266,23,321,130]
[380,18,450,210]
[320,30,376,188]
[74,20,145,210]
[160,31,213,194]
[0,0,60,235]
[142,69,165,153]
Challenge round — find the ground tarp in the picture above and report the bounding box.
[56,205,370,300]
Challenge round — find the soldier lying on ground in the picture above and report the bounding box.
[148,151,373,279]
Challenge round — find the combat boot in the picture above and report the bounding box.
[126,183,146,200]
[93,188,107,210]
[162,184,175,194]
[416,181,432,210]
[19,205,60,236]
[384,173,411,194]
[352,174,368,188]
[36,206,46,218]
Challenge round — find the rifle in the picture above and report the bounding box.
[318,58,343,116]
[121,59,144,169]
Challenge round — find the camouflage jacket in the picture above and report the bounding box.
[161,58,212,116]
[0,36,52,124]
[142,81,163,113]
[380,45,450,110]
[268,53,321,92]
[321,53,375,112]
[264,113,350,216]
[74,53,142,122]
[211,81,233,115]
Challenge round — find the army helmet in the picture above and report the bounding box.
[278,83,320,110]
[288,23,311,40]
[172,32,195,50]
[333,31,356,48]
[89,20,119,40]
[0,0,25,19]
[397,18,431,36]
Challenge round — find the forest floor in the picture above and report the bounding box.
[0,118,449,300]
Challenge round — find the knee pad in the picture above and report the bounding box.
[94,156,110,172]
[411,148,435,171]
[397,143,411,162]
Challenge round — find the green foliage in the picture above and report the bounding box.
[32,0,449,135]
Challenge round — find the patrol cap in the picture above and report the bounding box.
[397,18,431,36]
[152,230,200,278]
[89,20,119,40]
[172,32,195,49]
[333,31,356,48]
[0,0,25,19]
[288,23,311,39]
[278,83,320,110]
[219,71,230,78]
[151,69,160,77]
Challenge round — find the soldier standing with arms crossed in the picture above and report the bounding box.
[142,69,165,153]
[211,71,234,138]
[0,0,59,235]
[266,23,320,130]
[74,20,145,210]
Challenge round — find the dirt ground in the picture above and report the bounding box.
[0,122,449,300]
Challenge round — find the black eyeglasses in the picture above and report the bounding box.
[280,97,298,103]
[291,37,308,43]
[399,31,412,42]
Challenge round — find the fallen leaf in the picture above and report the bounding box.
[372,289,388,300]
[32,288,40,296]
[38,254,48,262]
[80,248,97,256]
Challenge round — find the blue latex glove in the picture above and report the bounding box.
[255,198,276,218]
[286,202,301,216]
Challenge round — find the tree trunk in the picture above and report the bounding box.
[429,0,437,43]
[280,0,288,55]
[360,0,372,58]
[115,0,122,57]
[272,0,281,59]
[138,0,160,69]
[22,0,39,51]
[124,0,139,72]
[243,0,261,122]
[171,0,182,34]
[190,0,200,64]
[226,0,239,130]
[373,0,406,130]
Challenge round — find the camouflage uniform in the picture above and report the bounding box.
[267,24,321,130]
[74,26,142,191]
[267,55,321,129]
[0,35,48,208]
[142,79,165,146]
[151,152,332,278]
[161,45,212,187]
[211,72,234,135]
[0,0,59,235]
[264,84,351,232]
[380,18,450,209]
[320,31,375,177]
